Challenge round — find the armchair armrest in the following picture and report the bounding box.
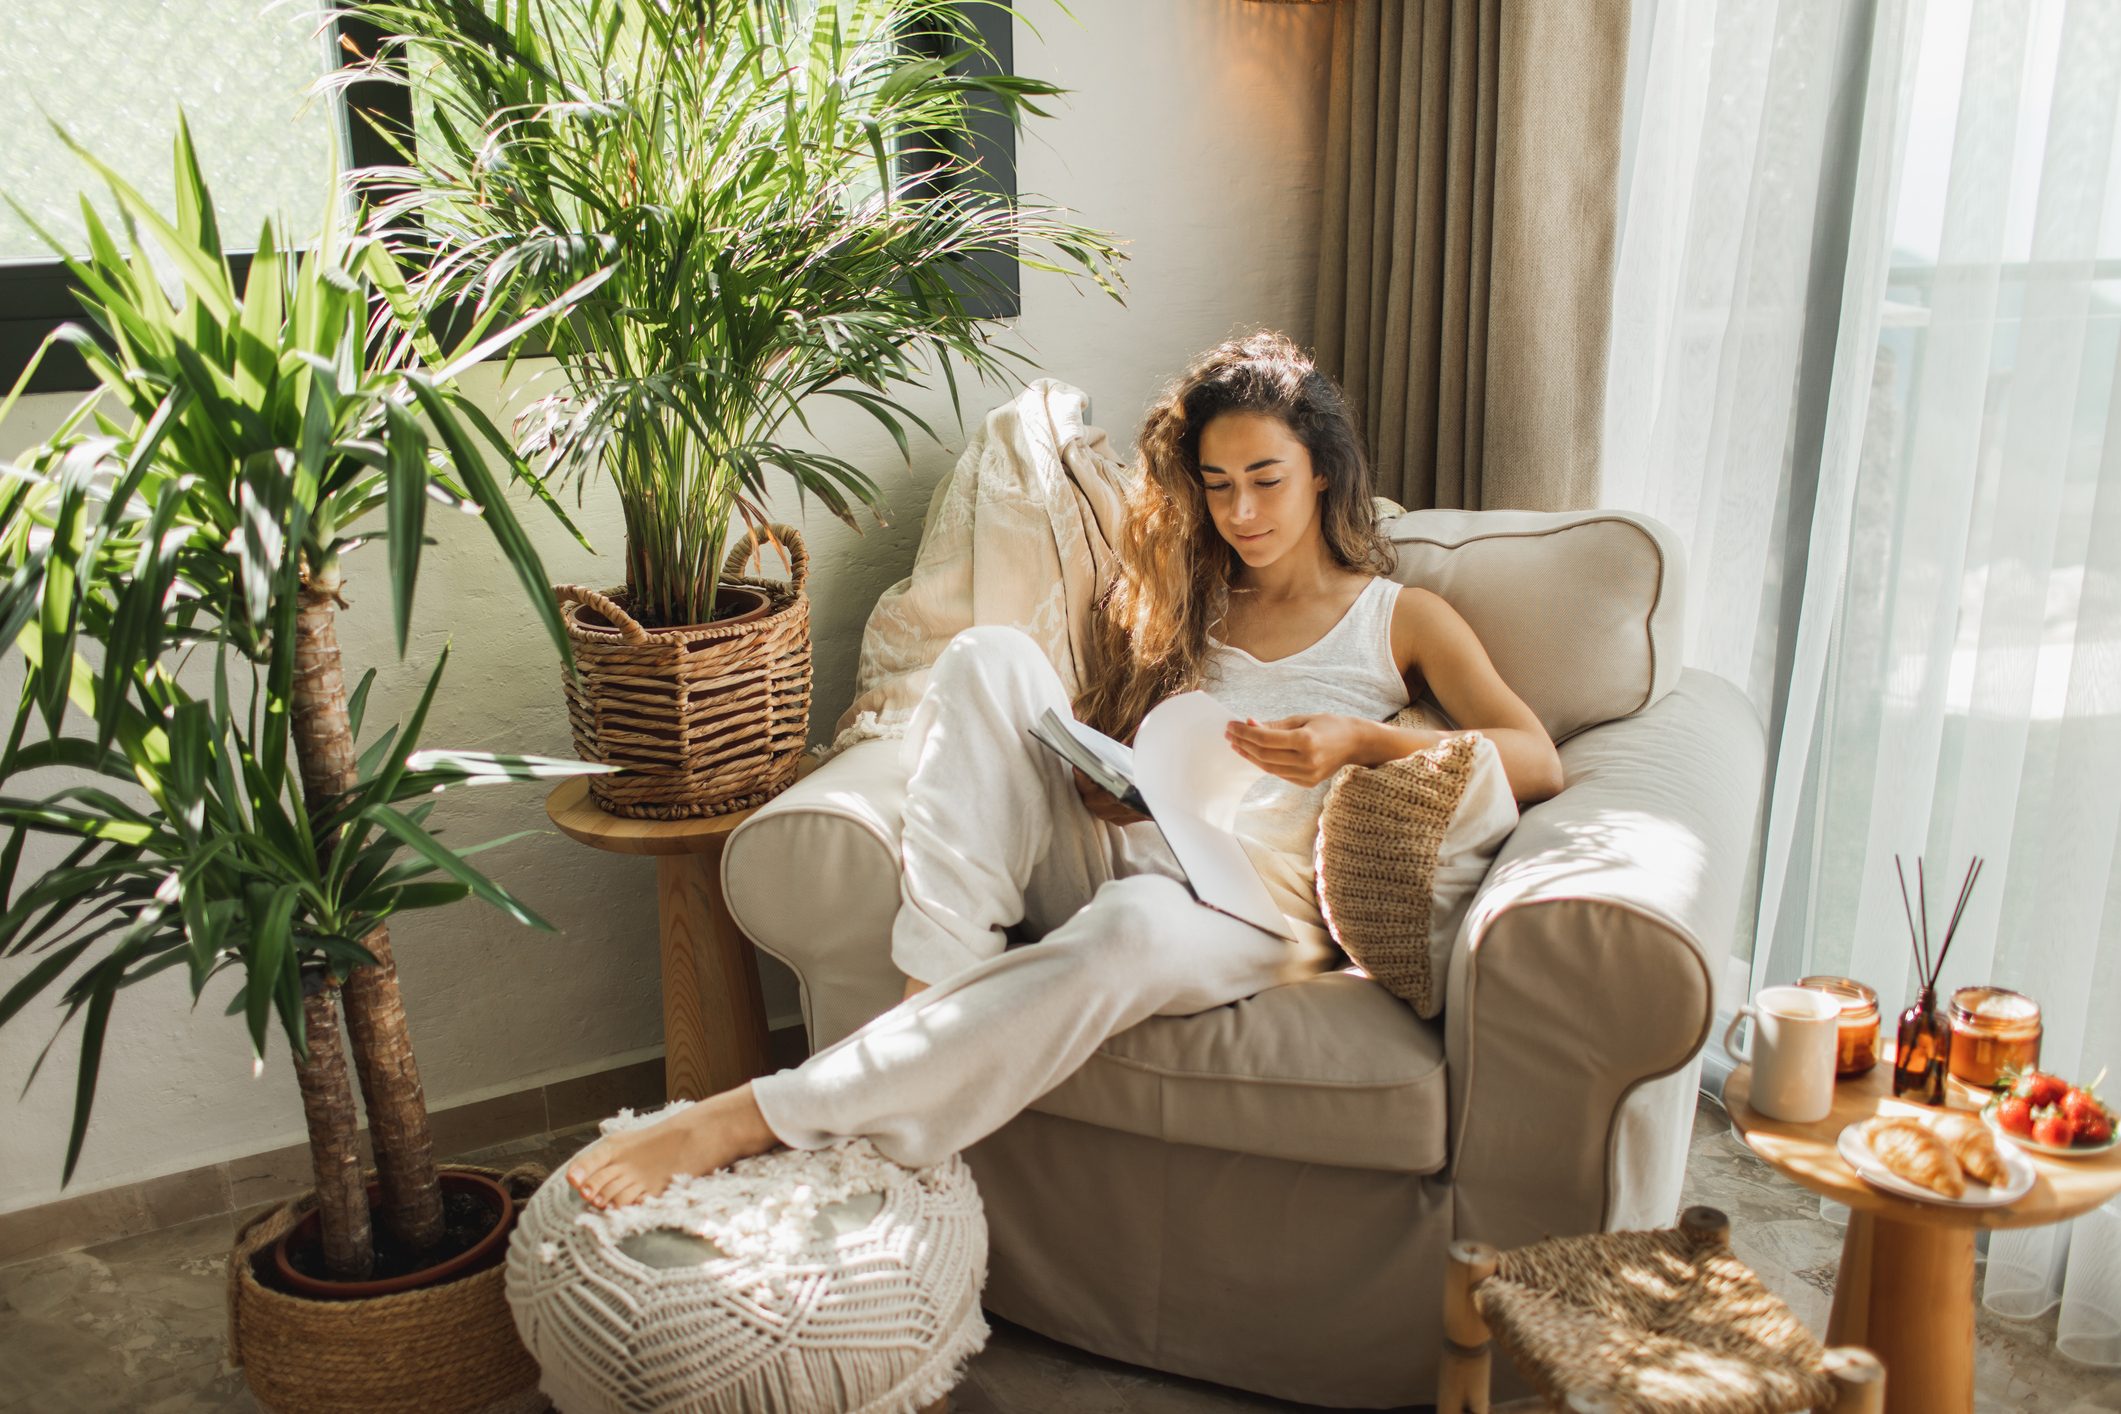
[1444,669,1763,1244]
[722,738,913,1050]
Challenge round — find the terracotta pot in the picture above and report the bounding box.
[705,584,772,627]
[574,583,772,634]
[272,1169,514,1300]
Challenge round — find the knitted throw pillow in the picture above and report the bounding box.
[1313,714,1518,1018]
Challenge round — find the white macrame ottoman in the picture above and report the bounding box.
[505,1105,989,1414]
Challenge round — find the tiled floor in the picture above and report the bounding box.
[3,1097,2116,1412]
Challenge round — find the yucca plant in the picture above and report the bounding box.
[332,0,1124,629]
[0,121,606,1279]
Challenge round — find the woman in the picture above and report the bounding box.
[569,332,1561,1208]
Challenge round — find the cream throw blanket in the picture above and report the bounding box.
[829,379,1133,756]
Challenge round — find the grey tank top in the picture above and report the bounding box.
[1201,574,1413,860]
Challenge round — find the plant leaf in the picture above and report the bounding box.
[347,668,378,743]
[61,974,116,1183]
[246,886,299,1058]
[366,806,552,930]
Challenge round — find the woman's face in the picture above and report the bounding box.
[1196,411,1328,569]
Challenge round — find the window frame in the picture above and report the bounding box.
[0,4,1021,396]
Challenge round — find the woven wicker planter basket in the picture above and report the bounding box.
[227,1163,546,1414]
[556,524,813,820]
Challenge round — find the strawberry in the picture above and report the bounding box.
[2076,1107,2114,1146]
[1996,1094,2036,1137]
[2060,1086,2104,1126]
[2012,1070,2070,1109]
[2032,1108,2077,1149]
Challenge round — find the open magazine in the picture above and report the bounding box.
[1029,692,1293,941]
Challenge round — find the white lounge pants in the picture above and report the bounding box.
[750,626,1311,1170]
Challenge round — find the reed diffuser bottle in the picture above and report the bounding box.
[1890,855,1983,1106]
[1892,984,1949,1105]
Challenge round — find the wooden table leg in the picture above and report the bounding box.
[656,844,772,1103]
[1825,1210,1975,1413]
[1826,1210,1876,1347]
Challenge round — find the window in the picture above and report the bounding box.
[904,3,1022,319]
[0,3,389,394]
[0,2,1020,394]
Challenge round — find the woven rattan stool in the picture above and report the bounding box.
[1439,1207,1885,1414]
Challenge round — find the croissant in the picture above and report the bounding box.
[1933,1114,2009,1187]
[1866,1118,1966,1198]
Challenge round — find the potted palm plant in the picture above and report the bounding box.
[334,0,1124,818]
[0,124,606,1412]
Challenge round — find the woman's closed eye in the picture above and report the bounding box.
[1204,480,1280,492]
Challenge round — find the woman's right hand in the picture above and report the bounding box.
[1072,767,1152,827]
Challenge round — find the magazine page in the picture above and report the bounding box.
[1030,710,1144,813]
[1131,692,1292,940]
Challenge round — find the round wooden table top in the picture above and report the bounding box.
[1725,1059,2121,1231]
[545,760,818,857]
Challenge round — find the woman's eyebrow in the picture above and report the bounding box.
[1198,457,1287,474]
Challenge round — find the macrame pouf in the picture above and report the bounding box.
[505,1106,989,1414]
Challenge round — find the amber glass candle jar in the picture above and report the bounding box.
[1799,975,1880,1078]
[1947,986,2042,1090]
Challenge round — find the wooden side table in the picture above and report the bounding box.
[1725,1058,2121,1414]
[547,768,811,1103]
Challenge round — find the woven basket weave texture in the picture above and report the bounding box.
[1313,715,1481,1017]
[558,524,813,821]
[226,1163,546,1414]
[1478,1221,1836,1413]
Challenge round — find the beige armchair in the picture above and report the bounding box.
[721,508,1764,1408]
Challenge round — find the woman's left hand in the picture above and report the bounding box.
[1224,714,1371,788]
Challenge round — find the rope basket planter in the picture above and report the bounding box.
[227,1163,546,1414]
[557,524,813,820]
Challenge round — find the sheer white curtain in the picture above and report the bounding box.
[1608,0,2121,1369]
[1603,0,1877,712]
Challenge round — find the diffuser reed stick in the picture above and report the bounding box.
[1891,853,1984,1105]
[1935,857,1983,983]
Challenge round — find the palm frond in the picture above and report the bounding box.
[332,0,1125,627]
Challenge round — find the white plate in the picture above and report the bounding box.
[1981,1105,2120,1158]
[1836,1121,2035,1208]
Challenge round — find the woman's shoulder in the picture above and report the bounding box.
[1386,582,1464,670]
[1385,581,1450,624]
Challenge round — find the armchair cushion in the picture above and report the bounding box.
[1028,969,1450,1175]
[1382,508,1684,743]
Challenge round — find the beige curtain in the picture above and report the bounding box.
[1315,0,1630,511]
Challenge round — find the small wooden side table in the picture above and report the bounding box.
[1725,1059,2121,1414]
[547,768,811,1104]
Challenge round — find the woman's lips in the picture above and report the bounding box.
[1236,530,1272,542]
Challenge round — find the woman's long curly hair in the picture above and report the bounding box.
[1073,331,1394,740]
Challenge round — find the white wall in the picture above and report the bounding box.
[0,0,1334,1214]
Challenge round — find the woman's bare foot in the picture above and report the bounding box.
[567,1083,780,1210]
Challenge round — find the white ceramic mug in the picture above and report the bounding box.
[1724,985,1841,1123]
